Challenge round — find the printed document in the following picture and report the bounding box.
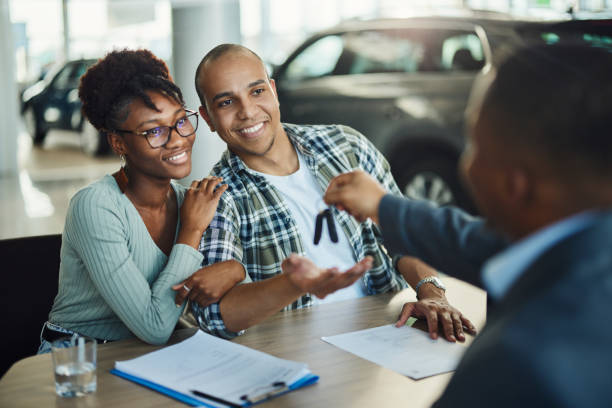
[114,330,314,406]
[322,324,468,379]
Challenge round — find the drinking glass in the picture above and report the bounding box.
[51,335,97,397]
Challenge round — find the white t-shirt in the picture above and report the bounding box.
[255,153,367,305]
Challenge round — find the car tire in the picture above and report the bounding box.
[395,155,472,211]
[80,121,110,156]
[23,106,47,145]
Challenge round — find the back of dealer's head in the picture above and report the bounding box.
[461,44,612,239]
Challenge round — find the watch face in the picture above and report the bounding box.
[432,277,446,290]
[416,276,446,300]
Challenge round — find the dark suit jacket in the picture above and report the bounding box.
[379,195,612,407]
[435,212,612,407]
[378,195,508,285]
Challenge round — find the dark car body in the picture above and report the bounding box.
[273,14,612,211]
[21,58,109,156]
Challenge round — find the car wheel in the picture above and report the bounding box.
[23,106,47,145]
[395,156,470,210]
[80,121,109,156]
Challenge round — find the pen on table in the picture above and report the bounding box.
[240,382,287,404]
[190,389,242,408]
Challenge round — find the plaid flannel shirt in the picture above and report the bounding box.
[191,123,407,338]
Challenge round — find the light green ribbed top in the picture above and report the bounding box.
[48,175,203,345]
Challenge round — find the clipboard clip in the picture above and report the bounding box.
[240,381,288,405]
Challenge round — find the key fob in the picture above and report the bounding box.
[314,211,324,245]
[326,209,338,243]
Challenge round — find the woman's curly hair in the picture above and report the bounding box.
[78,49,184,133]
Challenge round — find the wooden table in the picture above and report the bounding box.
[0,277,485,408]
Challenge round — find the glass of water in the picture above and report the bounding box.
[51,335,97,397]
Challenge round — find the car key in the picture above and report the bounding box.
[314,210,324,245]
[325,209,338,243]
[314,208,338,245]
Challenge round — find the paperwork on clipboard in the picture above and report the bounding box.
[322,324,468,379]
[111,330,318,407]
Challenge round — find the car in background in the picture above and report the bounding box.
[21,58,109,156]
[272,13,612,211]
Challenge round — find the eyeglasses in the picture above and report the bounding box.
[114,109,199,149]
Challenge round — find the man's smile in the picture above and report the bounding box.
[236,121,266,139]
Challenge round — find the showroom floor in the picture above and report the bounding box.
[0,123,119,239]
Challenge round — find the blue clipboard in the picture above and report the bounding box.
[111,368,319,407]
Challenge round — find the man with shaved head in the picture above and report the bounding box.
[186,43,476,340]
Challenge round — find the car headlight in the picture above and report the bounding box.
[44,107,61,122]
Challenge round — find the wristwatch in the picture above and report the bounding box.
[414,276,446,299]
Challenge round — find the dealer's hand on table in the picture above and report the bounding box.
[396,288,478,343]
[394,256,477,342]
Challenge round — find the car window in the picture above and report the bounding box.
[441,33,484,71]
[284,35,344,80]
[283,28,484,81]
[344,30,425,74]
[534,29,612,48]
[73,61,91,79]
[50,64,75,90]
[516,20,612,49]
[51,61,92,91]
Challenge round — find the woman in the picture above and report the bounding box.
[38,49,242,352]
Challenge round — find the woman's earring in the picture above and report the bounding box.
[120,154,126,168]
